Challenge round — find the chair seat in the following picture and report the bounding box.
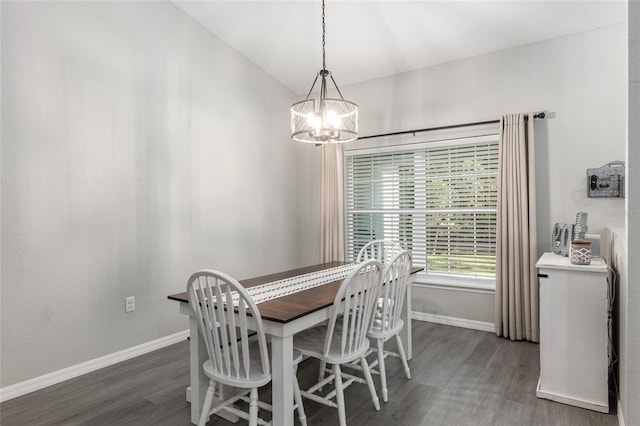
[295,324,370,365]
[368,317,404,339]
[203,341,303,389]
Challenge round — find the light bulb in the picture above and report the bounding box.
[326,110,341,129]
[305,112,315,127]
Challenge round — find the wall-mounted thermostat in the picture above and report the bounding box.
[587,161,625,198]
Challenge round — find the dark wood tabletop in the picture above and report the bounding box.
[167,261,351,324]
[168,262,424,324]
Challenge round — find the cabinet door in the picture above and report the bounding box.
[538,267,608,409]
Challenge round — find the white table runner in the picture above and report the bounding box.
[233,263,357,305]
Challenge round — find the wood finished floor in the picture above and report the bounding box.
[0,322,619,426]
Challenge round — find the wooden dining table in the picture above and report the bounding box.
[168,261,417,426]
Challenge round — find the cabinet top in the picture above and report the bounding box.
[536,252,608,273]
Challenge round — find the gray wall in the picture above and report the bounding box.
[343,24,627,325]
[624,1,639,423]
[0,1,321,387]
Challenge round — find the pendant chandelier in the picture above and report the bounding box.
[290,0,358,144]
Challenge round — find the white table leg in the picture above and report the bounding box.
[270,335,295,426]
[401,283,413,360]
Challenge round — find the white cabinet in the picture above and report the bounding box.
[535,252,610,413]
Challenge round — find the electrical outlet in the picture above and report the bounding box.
[125,296,135,313]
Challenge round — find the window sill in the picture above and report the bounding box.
[411,272,496,294]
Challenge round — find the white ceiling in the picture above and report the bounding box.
[173,1,626,95]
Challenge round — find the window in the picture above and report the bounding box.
[344,134,499,286]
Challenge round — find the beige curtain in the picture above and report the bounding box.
[495,113,539,342]
[320,143,345,263]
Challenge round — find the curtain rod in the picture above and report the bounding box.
[357,112,546,141]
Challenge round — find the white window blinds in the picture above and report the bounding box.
[344,136,499,279]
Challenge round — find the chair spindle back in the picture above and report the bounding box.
[187,270,269,380]
[357,240,404,265]
[323,260,383,358]
[378,250,413,333]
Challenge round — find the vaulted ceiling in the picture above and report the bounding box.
[174,1,626,95]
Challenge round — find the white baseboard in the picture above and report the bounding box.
[536,377,609,413]
[618,400,625,426]
[0,330,189,403]
[412,311,495,333]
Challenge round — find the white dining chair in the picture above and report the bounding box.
[356,240,404,265]
[367,250,413,402]
[294,260,384,426]
[187,270,306,426]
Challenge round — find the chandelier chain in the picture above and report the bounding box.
[290,0,358,143]
[322,0,326,71]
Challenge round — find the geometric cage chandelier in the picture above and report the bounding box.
[290,0,358,143]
